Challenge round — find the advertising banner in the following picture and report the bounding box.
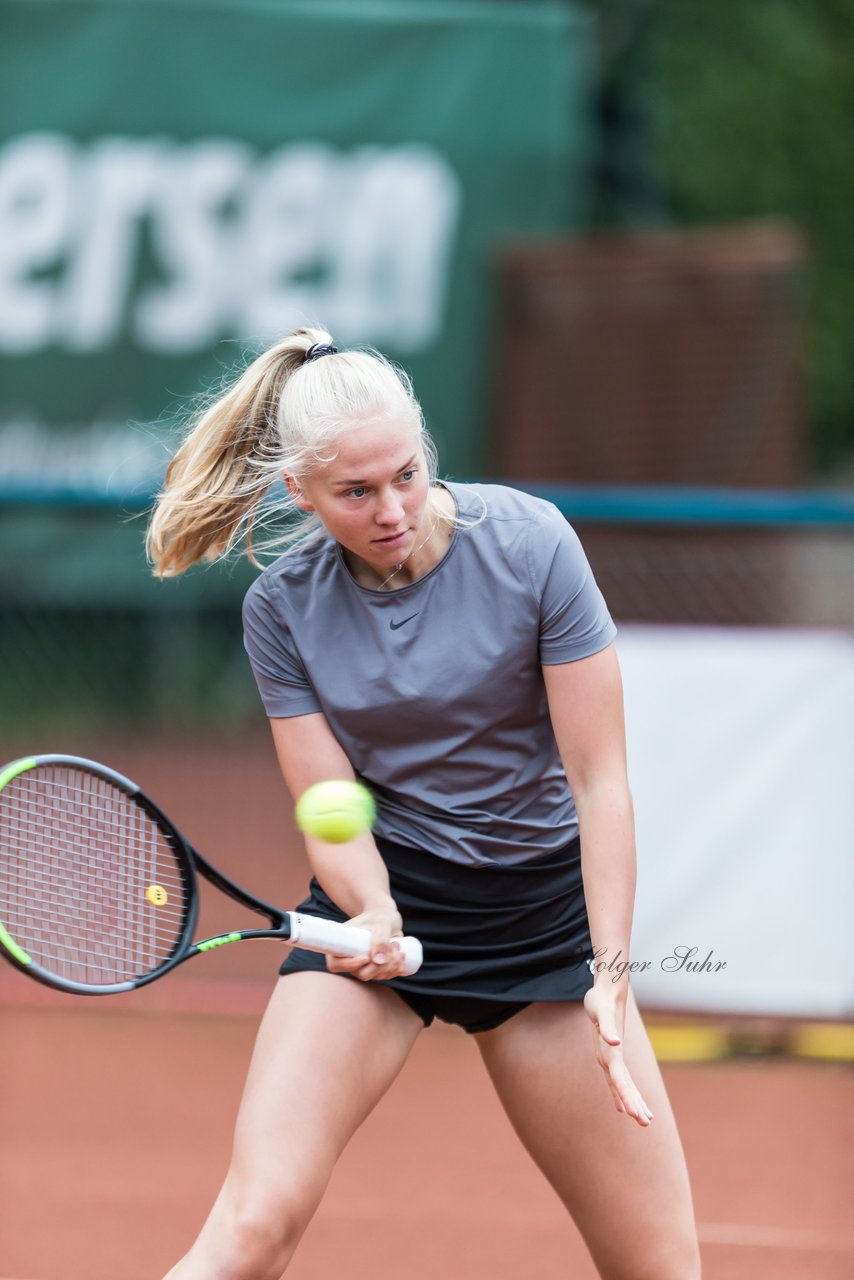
[0,0,594,504]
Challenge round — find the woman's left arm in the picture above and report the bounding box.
[543,643,654,1126]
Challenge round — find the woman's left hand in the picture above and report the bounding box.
[583,984,654,1127]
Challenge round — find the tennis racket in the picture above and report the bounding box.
[0,753,422,995]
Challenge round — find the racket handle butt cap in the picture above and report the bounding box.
[287,912,423,976]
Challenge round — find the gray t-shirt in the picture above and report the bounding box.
[243,482,616,867]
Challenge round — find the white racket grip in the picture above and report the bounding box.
[286,912,423,976]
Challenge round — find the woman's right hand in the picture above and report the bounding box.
[583,982,654,1127]
[325,902,408,982]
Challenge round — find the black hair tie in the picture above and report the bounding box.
[304,342,338,363]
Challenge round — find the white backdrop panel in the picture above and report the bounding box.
[615,627,854,1017]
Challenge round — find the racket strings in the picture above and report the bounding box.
[0,766,189,985]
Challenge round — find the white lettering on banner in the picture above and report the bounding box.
[0,134,75,352]
[0,414,166,492]
[0,133,462,355]
[136,139,253,352]
[239,143,339,342]
[328,145,461,351]
[62,138,165,350]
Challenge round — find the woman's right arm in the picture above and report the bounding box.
[269,712,405,975]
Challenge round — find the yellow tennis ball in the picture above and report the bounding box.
[295,780,376,844]
[145,884,168,906]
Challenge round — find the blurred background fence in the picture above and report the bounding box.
[2,484,852,737]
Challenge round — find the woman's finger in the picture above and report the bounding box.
[594,1035,654,1126]
[594,1016,622,1047]
[602,1053,654,1125]
[326,939,406,981]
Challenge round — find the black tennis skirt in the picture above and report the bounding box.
[279,834,595,1033]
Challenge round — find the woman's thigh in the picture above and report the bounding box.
[475,990,701,1280]
[164,975,422,1279]
[226,972,423,1206]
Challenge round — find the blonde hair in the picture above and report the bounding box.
[146,327,442,578]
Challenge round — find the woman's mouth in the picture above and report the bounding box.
[374,530,408,547]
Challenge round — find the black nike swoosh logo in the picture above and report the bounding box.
[389,613,419,631]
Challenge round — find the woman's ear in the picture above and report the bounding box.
[284,473,314,511]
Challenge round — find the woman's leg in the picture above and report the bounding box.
[164,972,423,1280]
[475,989,701,1280]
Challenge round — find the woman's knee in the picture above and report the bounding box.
[662,1234,702,1280]
[596,1227,702,1280]
[209,1181,322,1280]
[644,1240,702,1280]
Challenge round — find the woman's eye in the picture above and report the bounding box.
[399,469,415,482]
[346,486,368,499]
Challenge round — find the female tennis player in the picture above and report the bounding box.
[147,328,701,1279]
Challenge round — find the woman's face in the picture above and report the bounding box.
[289,415,431,577]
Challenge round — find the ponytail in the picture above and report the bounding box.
[146,328,329,578]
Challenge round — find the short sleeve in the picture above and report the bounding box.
[242,580,322,718]
[528,505,617,664]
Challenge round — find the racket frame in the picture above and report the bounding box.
[0,754,416,997]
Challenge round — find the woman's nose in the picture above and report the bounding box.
[375,489,405,524]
